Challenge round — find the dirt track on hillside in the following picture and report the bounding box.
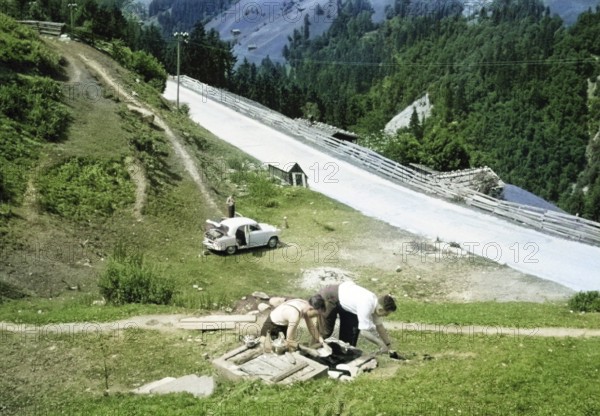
[57,41,221,216]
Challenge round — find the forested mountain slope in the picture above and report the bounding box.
[144,0,599,63]
[227,0,600,220]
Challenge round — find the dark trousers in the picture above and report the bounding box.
[260,315,287,339]
[228,204,235,218]
[319,304,360,347]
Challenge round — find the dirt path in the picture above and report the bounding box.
[2,314,599,338]
[125,156,146,221]
[77,53,220,214]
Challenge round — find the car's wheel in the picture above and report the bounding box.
[226,246,237,255]
[267,236,279,249]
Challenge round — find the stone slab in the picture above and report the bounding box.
[149,375,215,398]
[132,377,177,394]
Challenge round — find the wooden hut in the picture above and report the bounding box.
[267,162,307,187]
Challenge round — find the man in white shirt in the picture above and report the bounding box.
[316,281,396,353]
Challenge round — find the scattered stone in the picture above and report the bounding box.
[300,267,354,290]
[257,303,270,313]
[92,298,106,306]
[252,291,270,300]
[241,296,247,300]
[192,284,199,289]
[395,266,402,273]
[246,310,260,315]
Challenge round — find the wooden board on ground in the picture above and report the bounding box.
[176,315,258,331]
[212,345,328,385]
[180,315,257,323]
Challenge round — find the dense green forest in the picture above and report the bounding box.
[2,0,600,221]
[223,0,600,220]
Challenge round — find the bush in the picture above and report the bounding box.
[131,50,167,91]
[37,157,134,220]
[0,14,62,75]
[110,41,167,92]
[568,291,600,312]
[0,75,70,142]
[98,244,174,305]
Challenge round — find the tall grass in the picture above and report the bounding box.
[98,243,174,305]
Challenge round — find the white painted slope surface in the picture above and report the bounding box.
[164,80,600,291]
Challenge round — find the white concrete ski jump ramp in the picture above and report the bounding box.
[164,80,600,292]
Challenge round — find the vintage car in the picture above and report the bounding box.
[203,217,281,255]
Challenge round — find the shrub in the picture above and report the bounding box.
[37,157,134,220]
[110,40,133,67]
[110,41,167,92]
[0,75,70,142]
[568,291,600,313]
[0,280,28,303]
[0,14,62,75]
[131,50,167,91]
[98,244,174,305]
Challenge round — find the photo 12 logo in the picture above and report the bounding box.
[264,161,340,185]
[399,241,540,264]
[63,81,124,103]
[202,241,340,264]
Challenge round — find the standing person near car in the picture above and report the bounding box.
[260,296,326,350]
[226,195,235,218]
[316,281,396,353]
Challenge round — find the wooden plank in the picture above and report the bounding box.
[239,353,298,377]
[175,322,235,330]
[179,315,256,323]
[270,362,309,383]
[221,344,250,361]
[230,348,263,365]
[214,347,328,384]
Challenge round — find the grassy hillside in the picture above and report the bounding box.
[1,13,600,416]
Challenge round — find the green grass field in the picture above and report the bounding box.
[1,326,598,415]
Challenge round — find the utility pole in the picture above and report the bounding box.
[173,31,189,110]
[67,3,77,32]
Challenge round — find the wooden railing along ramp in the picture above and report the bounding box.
[178,76,600,246]
[17,21,65,37]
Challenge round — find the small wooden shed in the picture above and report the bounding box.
[268,162,307,187]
